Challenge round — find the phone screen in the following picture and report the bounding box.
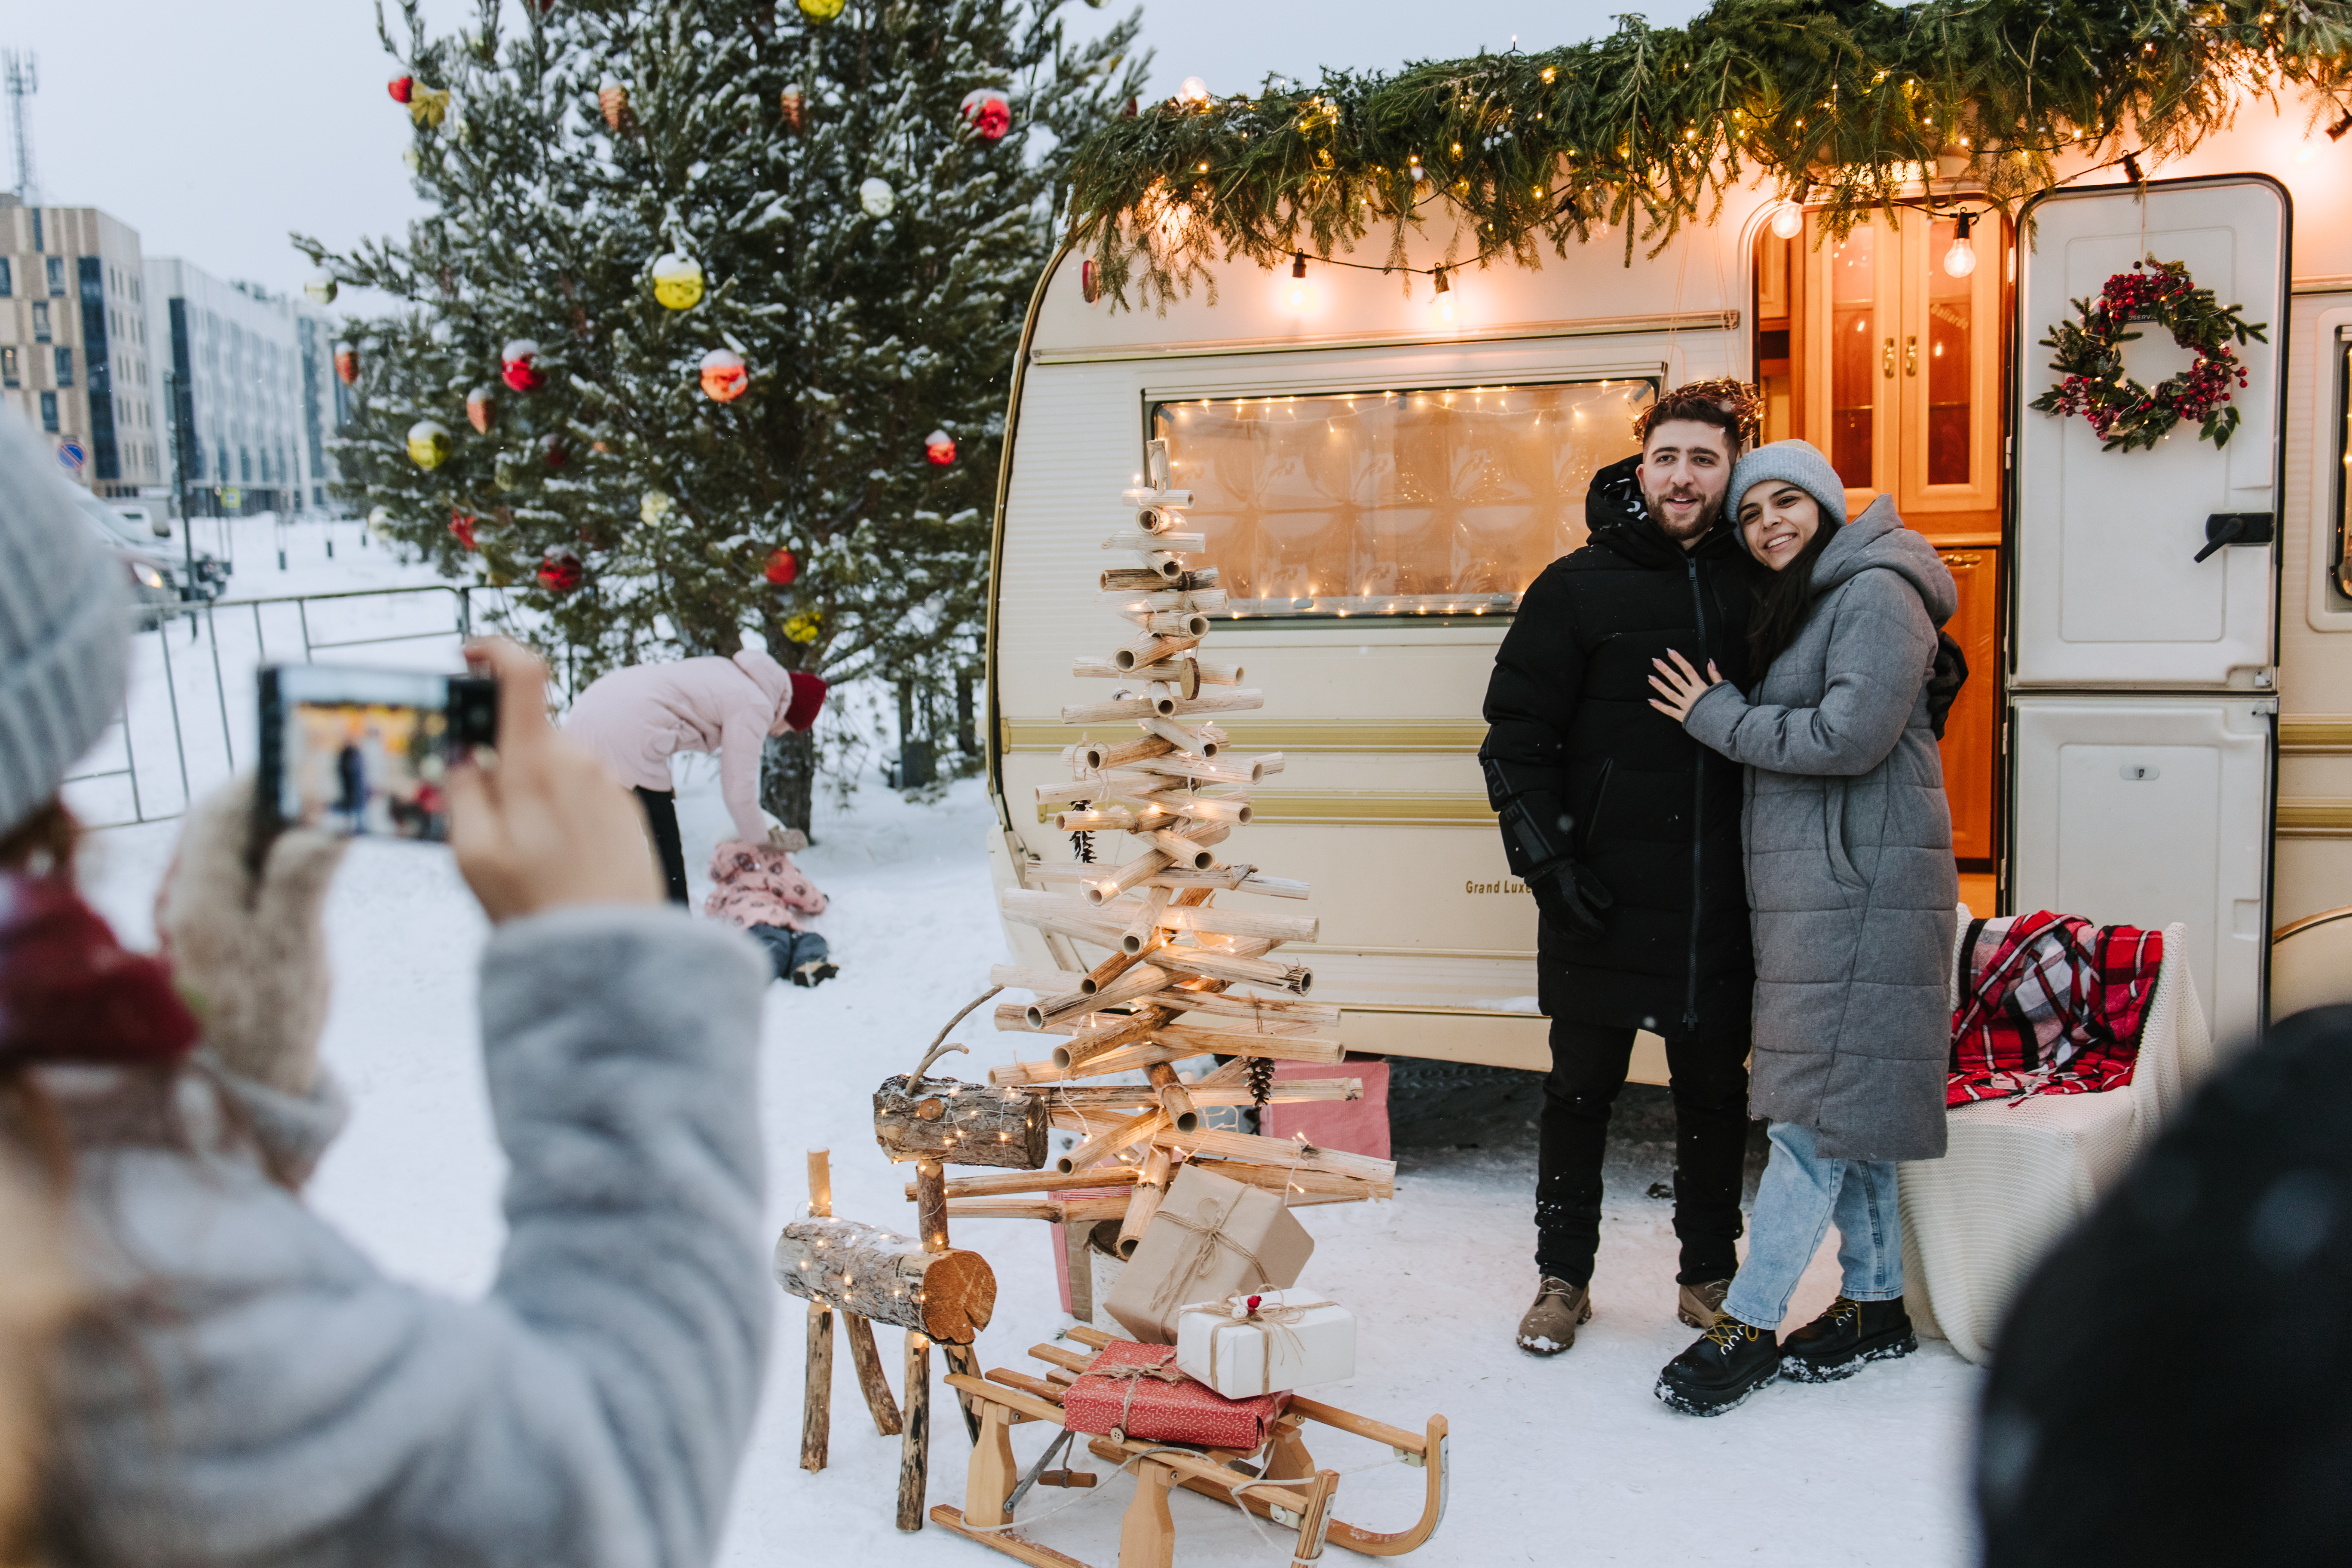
[261,665,495,843]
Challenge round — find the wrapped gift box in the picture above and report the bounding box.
[1105,1165,1314,1344]
[1060,1337,1289,1450]
[1174,1290,1357,1397]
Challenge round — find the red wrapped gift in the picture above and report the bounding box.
[1060,1338,1289,1450]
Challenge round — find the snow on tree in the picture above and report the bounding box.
[309,0,1145,830]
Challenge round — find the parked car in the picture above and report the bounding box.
[67,490,183,628]
[71,494,227,601]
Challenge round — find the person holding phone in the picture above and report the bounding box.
[1643,438,1958,1415]
[0,415,774,1567]
[565,648,827,903]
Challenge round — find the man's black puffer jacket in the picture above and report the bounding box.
[1480,453,1758,1033]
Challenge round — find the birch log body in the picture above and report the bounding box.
[1102,530,1205,552]
[1102,566,1217,593]
[1081,735,1174,771]
[773,1218,998,1343]
[1110,632,1200,673]
[1120,753,1265,786]
[1141,715,1216,757]
[1161,905,1318,943]
[872,1076,1051,1169]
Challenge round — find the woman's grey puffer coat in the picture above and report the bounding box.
[1682,497,1959,1161]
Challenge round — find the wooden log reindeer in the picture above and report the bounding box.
[776,997,1055,1531]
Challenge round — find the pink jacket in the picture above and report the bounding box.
[565,649,818,843]
[704,839,829,932]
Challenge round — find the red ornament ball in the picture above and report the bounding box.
[959,87,1013,144]
[537,550,584,594]
[500,338,544,394]
[540,433,568,469]
[924,429,956,466]
[389,75,415,104]
[466,386,496,434]
[334,344,359,386]
[699,347,749,403]
[763,547,800,586]
[448,511,478,551]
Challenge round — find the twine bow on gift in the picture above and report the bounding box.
[1145,1187,1276,1314]
[1178,1291,1338,1397]
[1092,1344,1188,1443]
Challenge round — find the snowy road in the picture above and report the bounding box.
[76,518,1980,1566]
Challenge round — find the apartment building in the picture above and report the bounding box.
[145,258,337,516]
[0,197,165,498]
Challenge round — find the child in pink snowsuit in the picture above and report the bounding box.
[565,649,827,904]
[706,839,838,987]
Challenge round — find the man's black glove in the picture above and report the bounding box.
[1527,855,1613,943]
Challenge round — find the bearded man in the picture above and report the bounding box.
[1479,379,1763,1354]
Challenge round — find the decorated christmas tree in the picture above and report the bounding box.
[312,0,1145,829]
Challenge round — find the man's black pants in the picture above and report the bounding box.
[634,785,692,906]
[1535,1013,1751,1288]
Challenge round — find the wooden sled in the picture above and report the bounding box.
[930,1324,1447,1568]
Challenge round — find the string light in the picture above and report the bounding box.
[1942,211,1979,278]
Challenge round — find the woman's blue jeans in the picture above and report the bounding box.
[1722,1121,1905,1331]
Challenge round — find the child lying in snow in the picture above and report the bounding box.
[705,838,838,986]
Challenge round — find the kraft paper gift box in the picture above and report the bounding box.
[1105,1165,1315,1344]
[1174,1289,1357,1397]
[1059,1338,1289,1450]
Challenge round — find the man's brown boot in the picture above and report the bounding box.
[1678,1278,1732,1330]
[1517,1276,1593,1355]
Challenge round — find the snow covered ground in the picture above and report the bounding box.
[73,519,1983,1567]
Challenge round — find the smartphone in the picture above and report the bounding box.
[255,664,499,848]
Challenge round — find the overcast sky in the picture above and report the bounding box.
[7,0,1706,298]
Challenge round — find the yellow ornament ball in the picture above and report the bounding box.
[640,488,674,525]
[797,0,847,19]
[782,610,823,644]
[406,420,453,470]
[651,251,705,310]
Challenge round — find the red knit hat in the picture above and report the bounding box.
[782,671,828,733]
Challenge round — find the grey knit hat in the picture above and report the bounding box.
[0,413,132,838]
[1727,438,1849,541]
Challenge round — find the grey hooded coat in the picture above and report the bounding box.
[42,906,772,1568]
[1682,497,1959,1161]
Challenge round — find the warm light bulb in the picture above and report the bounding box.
[1177,76,1209,104]
[1769,200,1804,240]
[1942,211,1978,278]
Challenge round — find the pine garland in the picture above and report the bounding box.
[1063,0,2352,311]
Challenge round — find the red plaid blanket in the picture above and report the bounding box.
[1948,912,2164,1106]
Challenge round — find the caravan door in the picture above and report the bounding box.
[2008,176,2288,1043]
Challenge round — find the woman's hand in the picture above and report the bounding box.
[446,639,662,923]
[1647,649,1725,724]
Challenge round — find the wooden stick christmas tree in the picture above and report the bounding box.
[980,438,1393,1230]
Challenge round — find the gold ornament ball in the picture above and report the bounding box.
[797,0,847,19]
[858,177,896,217]
[367,505,395,539]
[640,488,675,525]
[406,420,453,470]
[304,270,338,305]
[651,251,705,310]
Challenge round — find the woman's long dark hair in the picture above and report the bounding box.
[1744,509,1843,674]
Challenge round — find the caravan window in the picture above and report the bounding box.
[1150,378,1652,619]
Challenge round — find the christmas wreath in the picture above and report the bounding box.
[2028,258,2267,454]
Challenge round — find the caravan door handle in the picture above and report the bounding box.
[1883,338,1896,378]
[2193,511,2275,564]
[1905,336,1918,376]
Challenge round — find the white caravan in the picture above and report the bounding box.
[985,97,2352,1080]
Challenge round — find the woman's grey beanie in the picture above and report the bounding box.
[1727,438,1850,533]
[0,413,132,838]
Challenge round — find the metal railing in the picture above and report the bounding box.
[64,583,546,831]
